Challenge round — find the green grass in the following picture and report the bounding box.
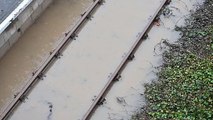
[144,53,213,120]
[140,24,213,120]
[132,5,213,120]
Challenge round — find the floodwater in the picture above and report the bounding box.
[7,0,166,119]
[91,0,205,119]
[0,0,92,112]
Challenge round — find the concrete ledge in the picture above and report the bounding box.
[0,0,53,59]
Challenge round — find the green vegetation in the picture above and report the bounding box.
[132,0,213,119]
[144,52,213,119]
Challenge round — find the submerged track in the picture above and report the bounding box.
[0,0,103,119]
[83,0,170,119]
[0,0,171,119]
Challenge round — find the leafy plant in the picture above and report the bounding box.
[132,0,213,119]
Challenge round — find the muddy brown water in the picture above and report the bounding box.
[0,0,92,111]
[6,0,167,119]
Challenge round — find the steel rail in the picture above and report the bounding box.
[82,0,170,119]
[0,0,103,119]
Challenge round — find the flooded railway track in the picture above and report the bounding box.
[0,0,171,119]
[83,0,170,119]
[0,0,103,119]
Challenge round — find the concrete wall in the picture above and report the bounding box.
[0,0,53,59]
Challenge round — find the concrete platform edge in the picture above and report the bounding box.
[0,0,53,59]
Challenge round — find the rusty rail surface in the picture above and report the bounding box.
[0,0,103,119]
[82,0,170,119]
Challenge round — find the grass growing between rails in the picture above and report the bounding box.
[132,0,213,119]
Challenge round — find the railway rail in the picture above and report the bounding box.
[0,0,104,119]
[82,0,171,119]
[0,0,171,119]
